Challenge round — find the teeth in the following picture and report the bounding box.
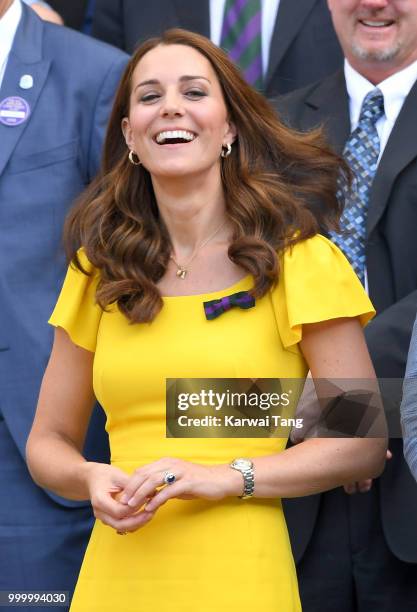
[155,130,196,144]
[362,20,391,27]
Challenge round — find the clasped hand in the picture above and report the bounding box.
[86,458,241,534]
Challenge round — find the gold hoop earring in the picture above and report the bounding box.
[221,143,232,158]
[128,150,141,166]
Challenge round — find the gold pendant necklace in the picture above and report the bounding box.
[170,221,226,280]
[175,267,187,280]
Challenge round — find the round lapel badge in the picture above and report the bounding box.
[19,74,34,90]
[0,96,31,126]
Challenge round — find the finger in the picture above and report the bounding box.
[386,449,393,460]
[95,509,132,530]
[125,472,170,509]
[118,459,178,504]
[144,480,187,512]
[116,509,156,533]
[290,434,304,445]
[93,492,135,520]
[358,479,372,493]
[112,489,126,502]
[119,468,149,504]
[96,508,155,532]
[343,483,357,494]
[107,467,131,490]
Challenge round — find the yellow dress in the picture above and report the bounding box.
[49,234,374,612]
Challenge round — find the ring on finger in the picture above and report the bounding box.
[162,471,176,485]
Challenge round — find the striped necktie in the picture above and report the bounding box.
[220,0,263,89]
[331,88,385,285]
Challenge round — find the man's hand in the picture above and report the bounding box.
[343,449,392,494]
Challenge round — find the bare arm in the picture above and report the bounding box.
[244,317,387,498]
[26,328,153,531]
[26,327,98,500]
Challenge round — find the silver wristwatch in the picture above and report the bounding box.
[230,458,255,499]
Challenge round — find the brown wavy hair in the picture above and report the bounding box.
[64,28,345,323]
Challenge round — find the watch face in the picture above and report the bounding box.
[232,458,252,470]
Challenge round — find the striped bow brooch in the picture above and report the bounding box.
[203,291,255,320]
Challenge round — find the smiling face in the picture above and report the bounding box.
[327,0,417,80]
[122,44,236,180]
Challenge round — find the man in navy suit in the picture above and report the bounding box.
[0,1,127,608]
[276,0,417,609]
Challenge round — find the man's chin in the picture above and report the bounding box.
[351,41,401,62]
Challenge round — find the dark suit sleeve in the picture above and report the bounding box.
[362,291,417,438]
[365,290,417,378]
[87,54,128,180]
[92,0,125,50]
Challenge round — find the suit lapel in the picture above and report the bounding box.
[306,71,417,238]
[265,0,317,88]
[0,5,51,177]
[172,0,210,37]
[301,70,350,154]
[367,80,417,235]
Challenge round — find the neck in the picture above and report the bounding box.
[151,170,230,258]
[0,0,13,19]
[348,56,417,86]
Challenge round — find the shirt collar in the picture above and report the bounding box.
[344,57,417,127]
[0,0,22,69]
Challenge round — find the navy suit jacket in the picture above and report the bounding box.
[92,0,343,96]
[0,4,128,507]
[275,70,417,564]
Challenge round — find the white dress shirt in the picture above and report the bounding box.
[345,58,417,162]
[210,0,280,77]
[0,0,22,89]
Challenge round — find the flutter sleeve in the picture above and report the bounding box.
[48,248,103,352]
[271,234,375,350]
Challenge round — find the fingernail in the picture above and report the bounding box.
[127,498,136,507]
[120,495,129,504]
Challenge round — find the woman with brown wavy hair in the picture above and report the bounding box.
[26,29,385,611]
